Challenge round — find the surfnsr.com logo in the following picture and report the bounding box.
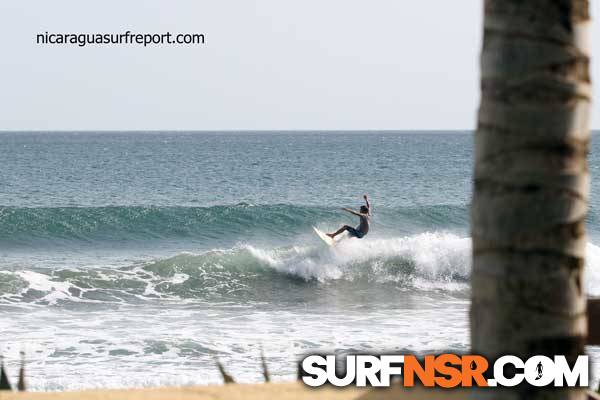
[300,354,589,388]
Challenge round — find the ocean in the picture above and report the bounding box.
[1,131,599,390]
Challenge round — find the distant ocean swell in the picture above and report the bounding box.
[0,204,469,246]
[2,233,600,307]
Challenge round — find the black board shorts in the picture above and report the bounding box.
[347,226,365,239]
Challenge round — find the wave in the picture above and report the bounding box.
[3,229,600,306]
[0,232,471,306]
[0,204,468,247]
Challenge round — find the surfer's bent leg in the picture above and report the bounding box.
[328,225,352,239]
[328,225,363,239]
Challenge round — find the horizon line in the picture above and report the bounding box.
[1,129,599,134]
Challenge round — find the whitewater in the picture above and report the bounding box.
[1,132,599,390]
[4,234,600,304]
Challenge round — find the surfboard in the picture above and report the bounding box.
[313,227,335,246]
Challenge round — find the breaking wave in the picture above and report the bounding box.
[0,232,472,306]
[3,222,599,306]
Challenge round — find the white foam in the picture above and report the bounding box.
[585,242,600,296]
[243,232,471,287]
[247,233,600,294]
[14,271,74,305]
[171,273,189,284]
[3,236,600,391]
[16,270,71,293]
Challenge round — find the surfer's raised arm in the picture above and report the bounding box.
[363,194,371,216]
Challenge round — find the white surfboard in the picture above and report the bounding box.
[313,227,335,246]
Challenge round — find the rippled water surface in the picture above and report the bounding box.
[1,132,598,390]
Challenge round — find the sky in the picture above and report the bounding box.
[0,1,598,131]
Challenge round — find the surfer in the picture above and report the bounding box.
[327,194,371,239]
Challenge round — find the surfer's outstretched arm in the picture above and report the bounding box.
[342,207,369,218]
[342,207,362,217]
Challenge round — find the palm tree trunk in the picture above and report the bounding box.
[471,1,591,399]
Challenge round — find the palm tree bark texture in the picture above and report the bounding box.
[471,1,591,399]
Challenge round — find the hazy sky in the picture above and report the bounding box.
[1,1,598,131]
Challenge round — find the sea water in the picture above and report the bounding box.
[0,132,598,390]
